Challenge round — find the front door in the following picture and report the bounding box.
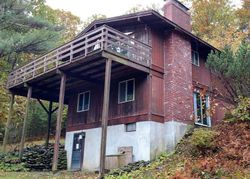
[71,132,85,170]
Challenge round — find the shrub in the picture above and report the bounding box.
[190,128,218,151]
[22,144,67,171]
[226,97,250,122]
[0,152,28,172]
[0,144,67,172]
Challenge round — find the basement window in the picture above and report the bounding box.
[77,91,90,112]
[192,50,200,66]
[193,92,211,127]
[118,79,135,103]
[125,123,136,132]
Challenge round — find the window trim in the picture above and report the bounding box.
[193,92,211,127]
[118,78,135,104]
[192,50,200,67]
[77,91,91,112]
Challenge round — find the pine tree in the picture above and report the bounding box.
[0,0,62,69]
[206,42,250,104]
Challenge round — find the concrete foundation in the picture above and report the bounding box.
[65,121,189,171]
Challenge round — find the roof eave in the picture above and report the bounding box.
[76,9,219,52]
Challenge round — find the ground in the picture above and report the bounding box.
[105,121,250,179]
[1,121,249,179]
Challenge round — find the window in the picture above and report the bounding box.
[125,123,136,132]
[192,50,199,66]
[193,92,211,127]
[118,79,135,103]
[77,91,90,112]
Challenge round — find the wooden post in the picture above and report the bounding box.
[37,99,58,148]
[45,101,53,148]
[19,86,32,159]
[2,93,15,152]
[52,72,66,172]
[99,59,112,178]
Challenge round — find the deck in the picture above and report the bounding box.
[7,25,152,89]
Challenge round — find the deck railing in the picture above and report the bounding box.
[7,25,152,88]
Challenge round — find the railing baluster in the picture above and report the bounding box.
[7,25,152,88]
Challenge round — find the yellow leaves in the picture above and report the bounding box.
[183,0,249,50]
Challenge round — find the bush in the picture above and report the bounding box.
[0,152,28,172]
[226,97,250,122]
[190,128,218,151]
[22,144,67,171]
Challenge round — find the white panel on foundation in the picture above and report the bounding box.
[164,121,189,151]
[150,122,165,159]
[65,121,190,171]
[106,121,151,162]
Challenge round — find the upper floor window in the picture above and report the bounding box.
[192,50,199,66]
[77,91,90,112]
[193,92,211,127]
[118,79,135,103]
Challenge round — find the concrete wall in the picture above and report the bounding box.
[164,121,189,151]
[65,121,189,171]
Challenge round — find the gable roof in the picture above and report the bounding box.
[77,10,218,52]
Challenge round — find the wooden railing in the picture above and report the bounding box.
[7,25,152,88]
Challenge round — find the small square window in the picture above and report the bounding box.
[77,91,90,112]
[125,123,136,132]
[118,79,135,103]
[192,50,199,66]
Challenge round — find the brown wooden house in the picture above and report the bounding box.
[5,0,229,173]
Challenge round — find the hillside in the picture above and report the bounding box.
[106,121,250,179]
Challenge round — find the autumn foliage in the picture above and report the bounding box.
[172,121,250,178]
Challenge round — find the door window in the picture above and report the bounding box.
[193,92,211,127]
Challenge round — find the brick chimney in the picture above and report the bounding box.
[163,0,191,32]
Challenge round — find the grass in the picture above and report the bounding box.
[1,138,65,152]
[0,171,98,179]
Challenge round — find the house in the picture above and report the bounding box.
[5,0,229,173]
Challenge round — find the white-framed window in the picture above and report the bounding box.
[118,78,135,103]
[77,91,90,112]
[192,50,199,66]
[193,92,211,127]
[125,123,136,132]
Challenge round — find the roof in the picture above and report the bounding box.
[77,10,218,52]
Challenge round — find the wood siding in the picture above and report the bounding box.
[151,30,164,70]
[192,55,211,87]
[67,73,151,131]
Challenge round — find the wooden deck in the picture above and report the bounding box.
[7,25,152,89]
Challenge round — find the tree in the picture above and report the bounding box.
[206,42,250,105]
[0,0,81,147]
[32,0,81,42]
[181,0,246,50]
[82,14,107,29]
[125,3,161,14]
[237,0,250,41]
[0,0,63,69]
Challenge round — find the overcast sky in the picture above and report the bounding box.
[46,0,242,22]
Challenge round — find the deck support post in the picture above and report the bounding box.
[37,99,58,148]
[19,86,32,159]
[45,101,53,148]
[52,72,66,172]
[2,93,15,152]
[99,58,112,178]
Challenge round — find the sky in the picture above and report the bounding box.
[46,0,242,22]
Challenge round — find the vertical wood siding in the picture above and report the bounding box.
[67,73,150,131]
